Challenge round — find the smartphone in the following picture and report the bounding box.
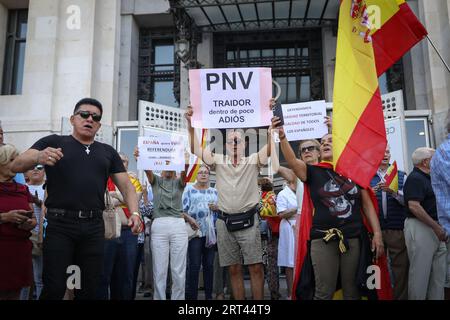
[272,102,284,127]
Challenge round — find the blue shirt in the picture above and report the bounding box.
[431,134,450,236]
[182,184,218,236]
[13,173,26,184]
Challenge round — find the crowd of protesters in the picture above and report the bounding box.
[0,98,449,301]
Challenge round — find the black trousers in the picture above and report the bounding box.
[40,214,105,300]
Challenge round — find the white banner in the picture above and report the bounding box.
[283,100,328,141]
[385,117,406,173]
[137,129,187,172]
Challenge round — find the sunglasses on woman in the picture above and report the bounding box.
[34,165,44,171]
[301,145,319,154]
[75,110,102,122]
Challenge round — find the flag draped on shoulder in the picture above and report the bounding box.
[292,162,393,300]
[332,0,427,189]
[185,129,207,183]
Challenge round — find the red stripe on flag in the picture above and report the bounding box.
[335,90,387,188]
[373,3,427,76]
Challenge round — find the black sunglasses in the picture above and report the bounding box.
[34,165,44,171]
[75,110,102,122]
[301,146,318,154]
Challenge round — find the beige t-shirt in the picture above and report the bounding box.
[212,153,262,214]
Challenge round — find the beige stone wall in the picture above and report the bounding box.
[0,0,121,151]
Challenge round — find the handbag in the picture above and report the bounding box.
[103,191,121,240]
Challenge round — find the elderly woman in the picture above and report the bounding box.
[273,115,388,300]
[0,144,37,300]
[182,164,218,300]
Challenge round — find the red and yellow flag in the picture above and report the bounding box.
[185,129,207,183]
[333,0,427,188]
[384,161,399,193]
[372,0,428,76]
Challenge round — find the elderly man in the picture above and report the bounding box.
[370,145,408,300]
[11,98,141,300]
[404,147,448,300]
[430,118,450,300]
[185,104,274,300]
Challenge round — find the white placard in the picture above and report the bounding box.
[385,117,406,173]
[189,67,272,129]
[137,129,187,172]
[283,100,328,141]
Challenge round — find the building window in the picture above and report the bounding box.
[379,60,405,95]
[2,9,28,95]
[214,29,324,104]
[139,30,179,108]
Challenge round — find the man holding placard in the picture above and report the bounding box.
[185,102,274,300]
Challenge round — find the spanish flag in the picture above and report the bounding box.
[384,161,399,193]
[372,0,428,76]
[185,129,207,183]
[333,0,427,188]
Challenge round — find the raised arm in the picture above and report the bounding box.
[185,106,215,166]
[272,117,308,182]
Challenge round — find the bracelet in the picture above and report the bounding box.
[132,212,141,218]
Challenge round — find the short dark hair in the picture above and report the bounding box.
[73,98,103,115]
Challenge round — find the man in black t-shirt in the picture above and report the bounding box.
[403,147,447,300]
[11,98,141,300]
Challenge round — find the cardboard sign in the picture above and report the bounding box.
[137,129,187,171]
[283,100,328,141]
[189,67,272,129]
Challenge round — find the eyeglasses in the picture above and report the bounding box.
[75,110,102,122]
[301,146,319,154]
[34,165,44,171]
[198,171,209,175]
[226,138,243,145]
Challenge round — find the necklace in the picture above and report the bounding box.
[84,144,92,155]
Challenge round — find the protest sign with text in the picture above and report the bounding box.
[189,67,272,129]
[283,100,328,141]
[137,129,187,172]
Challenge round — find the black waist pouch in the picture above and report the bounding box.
[220,208,256,232]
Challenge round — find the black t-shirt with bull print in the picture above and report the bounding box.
[306,165,363,240]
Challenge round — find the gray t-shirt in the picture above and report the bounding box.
[151,175,184,219]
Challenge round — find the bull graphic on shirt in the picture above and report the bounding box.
[318,176,360,219]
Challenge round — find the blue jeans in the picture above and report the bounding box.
[186,236,215,300]
[97,228,138,300]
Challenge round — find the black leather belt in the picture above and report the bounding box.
[47,208,103,219]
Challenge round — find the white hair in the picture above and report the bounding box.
[0,144,19,166]
[411,147,435,166]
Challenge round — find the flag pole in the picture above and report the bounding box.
[426,35,450,73]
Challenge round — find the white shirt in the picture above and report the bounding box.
[277,185,298,221]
